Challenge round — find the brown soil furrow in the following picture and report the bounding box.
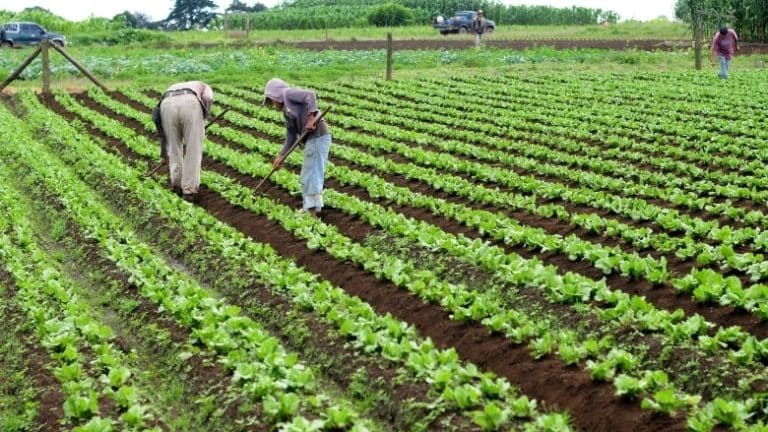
[195,104,768,341]
[98,90,768,339]
[42,92,475,431]
[316,91,760,243]
[65,92,690,431]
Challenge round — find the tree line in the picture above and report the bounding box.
[2,0,618,33]
[225,0,619,30]
[675,0,768,42]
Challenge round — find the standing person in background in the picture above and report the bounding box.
[710,26,739,79]
[157,80,214,202]
[471,9,488,47]
[264,78,332,217]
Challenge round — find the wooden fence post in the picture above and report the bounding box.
[1,40,109,93]
[386,32,393,81]
[41,38,51,93]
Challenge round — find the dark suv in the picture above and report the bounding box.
[433,11,495,35]
[0,22,66,48]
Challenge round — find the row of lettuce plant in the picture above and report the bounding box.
[206,87,768,318]
[308,82,768,260]
[117,85,768,332]
[15,92,381,432]
[366,75,768,219]
[0,109,162,432]
[320,79,768,258]
[511,73,768,146]
[36,90,574,431]
[460,73,767,163]
[329,77,768,209]
[89,87,768,428]
[456,74,768,194]
[0,284,39,430]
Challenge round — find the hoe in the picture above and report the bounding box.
[253,106,333,192]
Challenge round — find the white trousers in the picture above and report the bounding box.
[160,94,204,194]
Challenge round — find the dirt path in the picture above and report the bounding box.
[167,38,768,54]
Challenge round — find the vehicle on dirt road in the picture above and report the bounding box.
[0,22,66,48]
[433,11,495,35]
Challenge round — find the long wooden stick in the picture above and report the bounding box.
[0,46,41,92]
[205,108,230,130]
[41,39,50,93]
[50,43,108,91]
[253,106,333,192]
[144,160,166,177]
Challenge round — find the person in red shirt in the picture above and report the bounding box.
[710,26,739,79]
[471,10,488,47]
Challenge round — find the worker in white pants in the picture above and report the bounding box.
[158,81,214,202]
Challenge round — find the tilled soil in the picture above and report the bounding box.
[62,89,689,432]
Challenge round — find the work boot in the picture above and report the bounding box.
[172,186,182,197]
[182,193,197,203]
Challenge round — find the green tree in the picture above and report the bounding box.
[367,3,413,27]
[598,10,619,24]
[112,11,152,28]
[676,0,768,42]
[674,0,734,69]
[226,1,267,13]
[164,0,219,30]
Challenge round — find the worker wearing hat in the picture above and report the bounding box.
[264,78,332,217]
[471,9,488,47]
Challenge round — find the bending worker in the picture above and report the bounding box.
[158,80,214,202]
[264,78,332,217]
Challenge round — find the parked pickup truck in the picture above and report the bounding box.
[0,22,66,48]
[433,11,495,35]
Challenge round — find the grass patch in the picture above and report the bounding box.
[142,21,690,45]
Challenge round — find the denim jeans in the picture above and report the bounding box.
[719,55,731,79]
[300,133,331,210]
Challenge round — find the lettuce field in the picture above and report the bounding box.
[2,71,768,432]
